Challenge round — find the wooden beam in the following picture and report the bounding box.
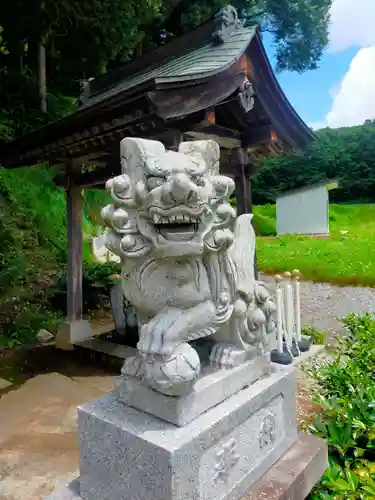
[184,131,241,149]
[242,124,273,147]
[66,178,83,321]
[191,120,241,139]
[54,149,121,188]
[55,166,114,188]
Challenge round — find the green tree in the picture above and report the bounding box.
[252,122,375,205]
[0,0,163,112]
[0,0,331,139]
[159,0,331,72]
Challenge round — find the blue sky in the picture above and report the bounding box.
[263,0,375,130]
[275,47,358,127]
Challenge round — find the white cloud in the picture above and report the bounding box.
[329,0,375,53]
[325,47,375,127]
[312,0,375,128]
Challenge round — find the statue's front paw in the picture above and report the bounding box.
[137,310,183,357]
[144,343,201,396]
[209,343,255,368]
[137,333,175,358]
[121,356,144,379]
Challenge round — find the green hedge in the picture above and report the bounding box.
[307,314,375,499]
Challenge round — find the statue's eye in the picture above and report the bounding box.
[192,175,205,187]
[147,176,165,190]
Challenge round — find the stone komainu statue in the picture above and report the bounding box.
[101,138,275,396]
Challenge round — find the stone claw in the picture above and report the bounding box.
[121,356,144,379]
[209,342,252,368]
[137,337,176,359]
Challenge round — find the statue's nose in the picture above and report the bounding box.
[170,174,198,204]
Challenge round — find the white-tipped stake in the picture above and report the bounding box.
[286,283,294,347]
[276,288,284,353]
[275,275,284,354]
[292,269,301,342]
[283,272,294,352]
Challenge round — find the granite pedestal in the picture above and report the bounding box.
[47,433,327,500]
[47,365,310,500]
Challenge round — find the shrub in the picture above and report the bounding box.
[253,213,277,236]
[307,313,375,498]
[0,306,62,349]
[302,324,327,345]
[48,261,121,315]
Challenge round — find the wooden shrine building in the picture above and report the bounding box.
[0,5,314,349]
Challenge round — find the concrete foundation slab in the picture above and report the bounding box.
[0,372,115,500]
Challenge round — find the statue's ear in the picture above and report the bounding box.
[120,137,166,176]
[178,140,220,176]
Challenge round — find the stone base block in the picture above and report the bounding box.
[46,433,327,500]
[242,433,328,500]
[116,354,271,426]
[77,365,296,500]
[56,320,94,350]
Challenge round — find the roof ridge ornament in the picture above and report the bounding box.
[212,5,244,45]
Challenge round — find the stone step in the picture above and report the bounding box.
[73,336,325,374]
[73,337,136,371]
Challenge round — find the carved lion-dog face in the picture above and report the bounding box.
[102,138,236,259]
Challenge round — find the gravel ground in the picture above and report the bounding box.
[261,274,375,337]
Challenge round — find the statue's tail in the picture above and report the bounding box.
[227,214,256,302]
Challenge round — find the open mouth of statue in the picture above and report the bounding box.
[157,222,198,242]
[149,210,203,242]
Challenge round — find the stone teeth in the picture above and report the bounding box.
[169,215,177,223]
[176,214,184,222]
[183,215,190,223]
[162,217,169,224]
[152,214,159,223]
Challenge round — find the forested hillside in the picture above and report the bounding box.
[0,1,332,345]
[252,121,375,204]
[0,166,114,347]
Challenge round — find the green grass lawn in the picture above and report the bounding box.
[254,204,375,286]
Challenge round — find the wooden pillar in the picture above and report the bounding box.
[233,147,259,279]
[66,178,83,322]
[234,147,252,215]
[234,173,252,215]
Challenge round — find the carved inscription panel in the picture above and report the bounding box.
[199,395,284,500]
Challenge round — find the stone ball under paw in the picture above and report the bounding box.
[144,343,201,397]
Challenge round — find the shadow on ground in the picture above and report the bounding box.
[0,343,119,397]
